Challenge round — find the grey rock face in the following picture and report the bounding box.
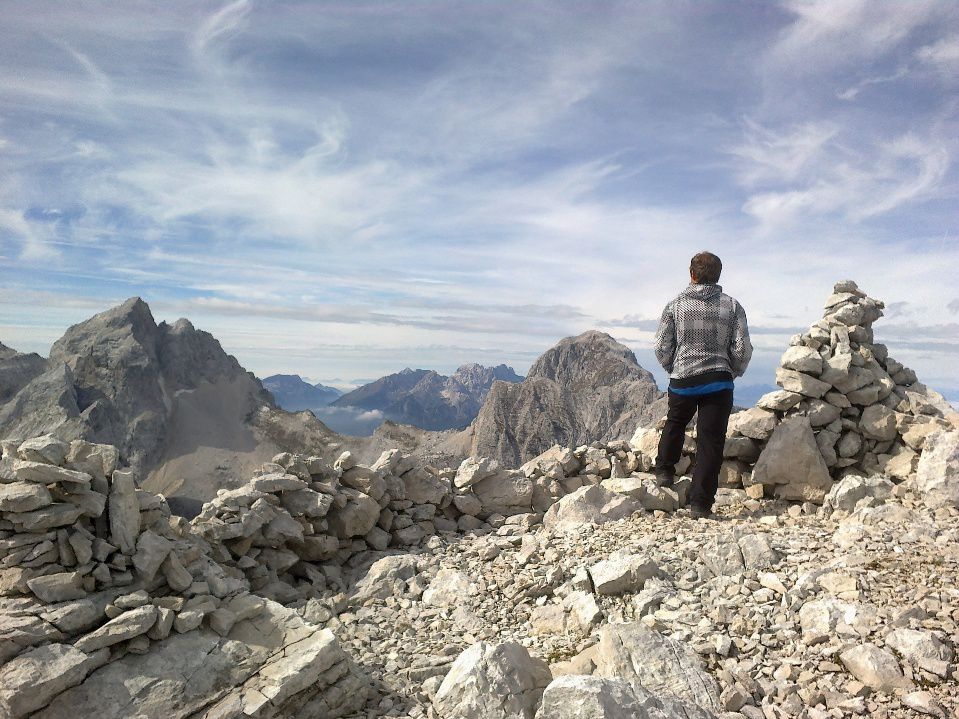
[35,603,368,719]
[0,342,46,405]
[0,298,274,479]
[470,332,664,468]
[0,643,109,718]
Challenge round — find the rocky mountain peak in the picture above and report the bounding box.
[48,296,160,368]
[0,297,273,477]
[526,330,655,390]
[468,331,663,467]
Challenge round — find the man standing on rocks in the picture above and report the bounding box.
[652,251,752,518]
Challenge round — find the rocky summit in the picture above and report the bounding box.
[1,281,957,719]
[465,331,666,468]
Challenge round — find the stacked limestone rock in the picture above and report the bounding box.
[632,281,957,503]
[0,435,368,718]
[190,440,694,606]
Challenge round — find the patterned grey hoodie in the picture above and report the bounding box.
[654,283,753,380]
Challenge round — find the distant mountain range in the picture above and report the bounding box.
[262,374,343,412]
[331,363,523,431]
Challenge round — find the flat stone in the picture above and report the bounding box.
[8,503,84,531]
[776,368,831,398]
[0,482,52,512]
[756,390,803,411]
[17,435,70,465]
[454,457,501,490]
[13,460,92,486]
[74,605,159,652]
[588,552,661,595]
[26,572,86,603]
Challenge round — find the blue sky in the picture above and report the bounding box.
[0,1,957,396]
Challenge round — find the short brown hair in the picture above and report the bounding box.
[690,251,722,284]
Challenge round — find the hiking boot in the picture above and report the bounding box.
[690,505,712,520]
[654,469,674,488]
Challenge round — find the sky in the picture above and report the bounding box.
[0,0,957,398]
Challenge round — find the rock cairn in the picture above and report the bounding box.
[632,281,957,504]
[0,435,368,718]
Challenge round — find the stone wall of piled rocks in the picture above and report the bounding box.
[188,440,696,606]
[0,434,368,719]
[631,281,958,503]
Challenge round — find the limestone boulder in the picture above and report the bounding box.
[537,675,711,719]
[885,628,953,676]
[454,457,500,490]
[326,490,380,538]
[543,485,642,532]
[592,623,720,713]
[588,552,662,595]
[424,568,479,607]
[839,643,912,691]
[471,470,533,515]
[914,430,959,508]
[402,467,451,505]
[823,475,894,512]
[432,641,551,719]
[859,404,897,441]
[752,417,833,503]
[780,345,824,375]
[17,435,70,465]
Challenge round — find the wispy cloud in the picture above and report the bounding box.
[0,0,957,395]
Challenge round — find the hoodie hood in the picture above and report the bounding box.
[682,283,723,300]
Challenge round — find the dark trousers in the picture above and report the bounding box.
[654,388,733,510]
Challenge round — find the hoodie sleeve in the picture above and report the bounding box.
[654,302,677,374]
[729,301,753,378]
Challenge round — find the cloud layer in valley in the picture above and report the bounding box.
[1,1,956,397]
